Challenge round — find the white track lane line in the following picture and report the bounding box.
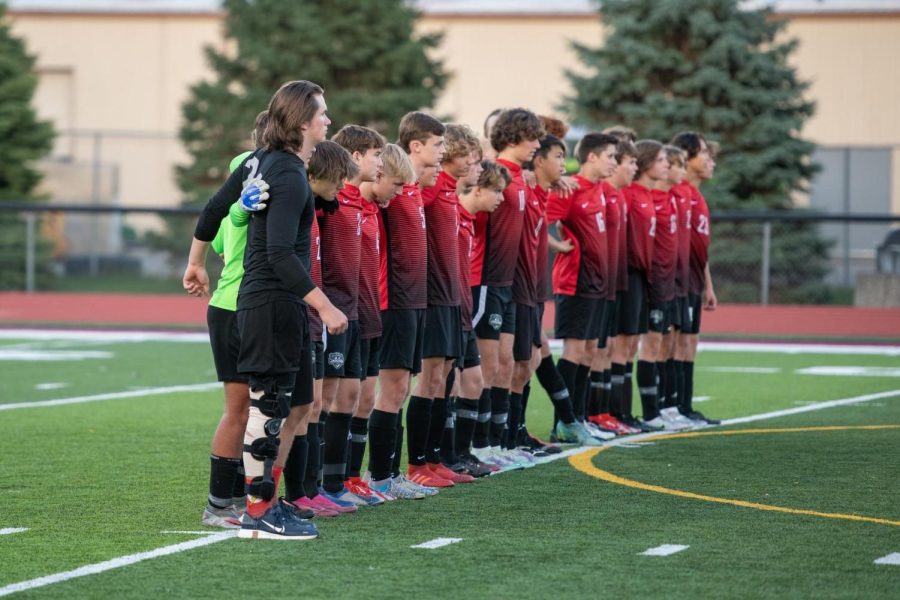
[410,538,463,549]
[0,532,237,597]
[641,544,689,556]
[0,383,220,411]
[0,528,28,536]
[874,553,900,566]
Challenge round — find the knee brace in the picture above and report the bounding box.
[243,380,293,501]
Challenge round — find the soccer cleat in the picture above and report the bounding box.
[588,413,633,435]
[201,504,241,529]
[393,474,438,497]
[456,454,494,478]
[682,409,721,425]
[471,446,520,471]
[583,420,617,441]
[660,407,695,430]
[408,464,455,488]
[520,428,563,455]
[641,416,667,431]
[554,420,604,446]
[237,500,319,540]
[620,415,650,433]
[428,462,475,484]
[292,496,338,518]
[320,485,372,508]
[278,497,315,520]
[344,477,386,506]
[314,488,359,513]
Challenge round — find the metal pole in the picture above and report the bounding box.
[842,148,851,287]
[89,130,102,277]
[25,212,36,293]
[761,221,771,306]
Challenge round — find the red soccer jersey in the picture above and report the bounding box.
[320,182,362,319]
[308,210,323,342]
[671,182,693,298]
[358,199,381,339]
[547,175,609,299]
[684,182,711,295]
[379,183,428,310]
[457,203,477,331]
[513,180,543,306]
[532,185,551,303]
[481,158,527,288]
[601,181,624,300]
[422,170,461,307]
[623,182,656,274]
[649,188,679,303]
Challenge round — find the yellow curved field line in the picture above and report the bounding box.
[569,425,900,527]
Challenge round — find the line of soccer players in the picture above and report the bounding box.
[185,80,719,540]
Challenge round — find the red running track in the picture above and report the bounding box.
[1,292,899,339]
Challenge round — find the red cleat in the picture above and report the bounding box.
[428,462,475,484]
[407,464,454,488]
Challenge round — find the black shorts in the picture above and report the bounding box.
[313,341,324,380]
[207,305,248,383]
[619,270,649,336]
[604,295,622,342]
[472,285,516,340]
[535,302,545,348]
[359,337,380,379]
[379,308,425,374]
[671,296,689,331]
[554,294,603,340]
[237,299,308,376]
[324,320,362,379]
[597,299,615,349]
[423,305,463,359]
[513,303,539,362]
[648,300,673,334]
[682,293,703,335]
[461,329,481,370]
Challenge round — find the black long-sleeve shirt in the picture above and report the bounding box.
[193,149,316,309]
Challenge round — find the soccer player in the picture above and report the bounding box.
[411,124,481,486]
[671,132,720,424]
[470,108,544,468]
[547,132,620,443]
[348,143,418,500]
[317,125,386,508]
[185,80,348,540]
[367,112,445,500]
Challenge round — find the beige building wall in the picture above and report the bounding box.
[8,8,900,218]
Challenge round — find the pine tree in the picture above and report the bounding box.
[176,0,446,208]
[567,0,833,303]
[0,2,55,289]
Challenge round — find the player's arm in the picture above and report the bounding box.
[703,262,717,310]
[545,192,574,252]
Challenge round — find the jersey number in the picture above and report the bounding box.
[419,206,426,229]
[697,214,710,235]
[243,156,261,186]
[649,216,657,237]
[595,212,606,233]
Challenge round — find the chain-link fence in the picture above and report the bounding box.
[0,204,898,304]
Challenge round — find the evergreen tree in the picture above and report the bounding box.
[567,0,833,303]
[177,0,446,208]
[0,2,55,289]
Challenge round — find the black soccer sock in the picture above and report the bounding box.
[684,361,695,413]
[488,387,510,447]
[674,360,686,414]
[455,396,480,455]
[507,391,523,450]
[473,389,492,449]
[367,409,397,483]
[406,396,432,467]
[665,359,677,409]
[556,358,579,424]
[625,361,634,418]
[232,460,246,500]
[426,396,448,464]
[610,363,626,418]
[637,360,659,420]
[656,361,669,408]
[208,455,241,509]
[317,420,326,488]
[600,369,612,414]
[573,364,590,421]
[441,397,458,464]
[588,370,604,416]
[391,409,404,478]
[536,355,572,425]
[284,435,308,502]
[322,411,352,493]
[303,422,320,498]
[347,416,369,479]
[519,382,532,445]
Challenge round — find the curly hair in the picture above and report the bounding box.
[489,108,545,153]
[539,115,569,140]
[442,123,481,163]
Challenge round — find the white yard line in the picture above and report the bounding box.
[544,338,900,356]
[700,366,781,374]
[640,544,689,556]
[410,538,463,549]
[0,532,236,597]
[0,528,28,536]
[0,329,208,344]
[874,553,900,566]
[721,389,900,426]
[0,383,220,411]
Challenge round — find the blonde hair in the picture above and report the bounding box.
[457,160,511,196]
[442,124,481,163]
[380,143,416,184]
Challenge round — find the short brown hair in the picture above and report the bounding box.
[442,124,480,163]
[663,144,686,167]
[379,143,416,184]
[490,108,545,153]
[331,124,385,155]
[251,110,268,149]
[602,125,638,143]
[458,159,512,196]
[397,111,445,153]
[262,80,324,153]
[614,139,638,164]
[308,140,357,184]
[575,132,619,165]
[634,139,664,178]
[539,115,569,140]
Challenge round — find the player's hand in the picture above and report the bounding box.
[522,169,537,188]
[557,238,575,253]
[320,304,348,335]
[553,176,579,198]
[182,264,210,297]
[239,176,269,212]
[704,287,718,310]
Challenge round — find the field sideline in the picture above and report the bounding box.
[1,330,898,598]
